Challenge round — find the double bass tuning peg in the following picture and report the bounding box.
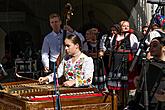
[65,3,72,10]
[65,3,73,15]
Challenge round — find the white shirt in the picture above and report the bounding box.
[145,29,164,45]
[100,34,112,51]
[110,33,139,52]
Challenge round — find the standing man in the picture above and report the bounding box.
[41,13,84,73]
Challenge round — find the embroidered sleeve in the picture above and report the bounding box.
[75,57,94,87]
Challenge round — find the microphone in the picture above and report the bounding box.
[0,64,8,76]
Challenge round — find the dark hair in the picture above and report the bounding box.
[152,37,165,46]
[142,25,148,30]
[111,24,120,33]
[151,23,161,30]
[65,34,82,50]
[49,13,61,20]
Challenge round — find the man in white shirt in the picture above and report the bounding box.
[41,13,84,73]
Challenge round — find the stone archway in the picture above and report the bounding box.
[66,0,138,34]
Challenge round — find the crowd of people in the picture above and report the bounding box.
[1,12,164,109]
[37,12,165,109]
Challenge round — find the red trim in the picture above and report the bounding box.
[30,93,103,101]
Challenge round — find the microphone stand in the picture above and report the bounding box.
[142,54,149,110]
[53,63,61,110]
[53,2,73,110]
[96,32,105,91]
[129,5,163,72]
[129,5,163,110]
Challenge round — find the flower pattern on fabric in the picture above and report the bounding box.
[64,57,91,87]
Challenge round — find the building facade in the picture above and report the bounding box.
[0,0,162,60]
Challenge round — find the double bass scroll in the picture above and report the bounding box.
[63,2,73,39]
[64,2,73,26]
[63,2,73,37]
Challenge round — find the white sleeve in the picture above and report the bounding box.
[75,56,94,87]
[82,57,94,84]
[130,34,139,51]
[100,35,106,51]
[110,35,115,49]
[41,37,50,68]
[145,35,150,46]
[57,59,65,78]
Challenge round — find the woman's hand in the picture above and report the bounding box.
[43,66,49,73]
[38,77,49,84]
[63,80,76,87]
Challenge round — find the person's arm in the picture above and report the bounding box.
[41,36,50,71]
[99,34,107,52]
[130,34,139,52]
[38,59,65,84]
[110,35,115,50]
[75,57,94,87]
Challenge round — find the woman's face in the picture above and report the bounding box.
[85,28,98,43]
[64,38,79,56]
[142,27,148,36]
[110,27,118,35]
[121,21,130,32]
[85,30,91,41]
[149,39,162,57]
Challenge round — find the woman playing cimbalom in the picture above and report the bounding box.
[39,34,94,87]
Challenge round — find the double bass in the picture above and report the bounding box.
[56,2,73,67]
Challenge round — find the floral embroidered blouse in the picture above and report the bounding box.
[47,53,94,87]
